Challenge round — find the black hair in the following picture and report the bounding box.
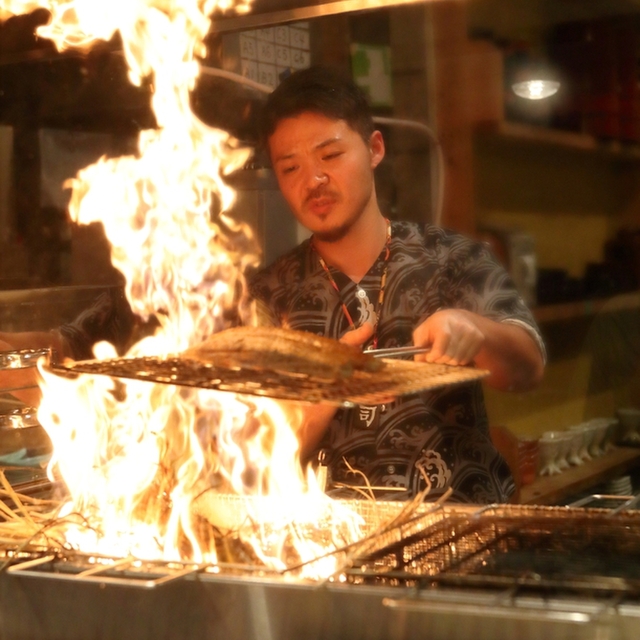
[259,66,375,150]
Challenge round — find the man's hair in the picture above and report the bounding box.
[259,66,375,149]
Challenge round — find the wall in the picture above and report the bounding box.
[475,143,635,276]
[462,1,640,439]
[484,302,640,438]
[475,144,640,438]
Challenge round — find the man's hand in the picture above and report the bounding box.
[412,310,483,366]
[340,322,374,348]
[412,309,544,392]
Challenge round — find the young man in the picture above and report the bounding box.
[249,66,545,503]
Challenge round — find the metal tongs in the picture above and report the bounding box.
[363,345,430,359]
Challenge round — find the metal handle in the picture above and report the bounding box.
[382,597,592,624]
[364,346,431,358]
[568,493,640,514]
[6,554,204,589]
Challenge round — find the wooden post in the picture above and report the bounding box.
[390,1,475,235]
[429,0,475,235]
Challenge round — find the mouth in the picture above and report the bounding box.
[306,197,336,216]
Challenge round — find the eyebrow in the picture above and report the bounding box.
[273,136,341,164]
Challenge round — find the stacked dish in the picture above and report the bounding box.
[605,474,633,496]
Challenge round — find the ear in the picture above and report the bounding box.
[369,130,385,169]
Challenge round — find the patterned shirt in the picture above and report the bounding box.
[249,221,544,504]
[58,287,137,361]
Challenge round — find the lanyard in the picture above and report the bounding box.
[312,219,391,350]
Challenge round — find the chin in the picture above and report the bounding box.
[313,223,351,243]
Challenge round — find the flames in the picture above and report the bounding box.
[2,1,364,577]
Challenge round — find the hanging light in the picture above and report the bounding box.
[512,78,560,100]
[511,59,560,100]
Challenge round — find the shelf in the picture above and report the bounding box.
[533,290,640,323]
[519,446,640,505]
[475,121,640,161]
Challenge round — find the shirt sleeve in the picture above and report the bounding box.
[440,231,547,361]
[58,289,136,360]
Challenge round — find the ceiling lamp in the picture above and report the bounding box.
[510,57,561,101]
[512,78,560,100]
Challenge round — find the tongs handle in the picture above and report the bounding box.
[364,346,430,359]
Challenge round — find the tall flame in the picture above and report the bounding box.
[2,1,364,576]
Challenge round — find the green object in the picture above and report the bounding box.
[350,44,393,108]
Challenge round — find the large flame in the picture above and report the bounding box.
[2,1,364,576]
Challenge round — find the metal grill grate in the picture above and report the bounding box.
[2,498,450,588]
[48,356,488,405]
[347,505,640,595]
[8,500,640,597]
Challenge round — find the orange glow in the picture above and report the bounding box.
[2,0,364,576]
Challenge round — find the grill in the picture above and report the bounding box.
[347,504,640,596]
[8,499,640,595]
[7,350,640,639]
[1,497,448,584]
[1,498,640,640]
[48,356,488,405]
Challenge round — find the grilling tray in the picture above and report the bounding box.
[47,355,487,405]
[45,326,488,405]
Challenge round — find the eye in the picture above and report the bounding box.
[323,151,343,161]
[280,165,298,175]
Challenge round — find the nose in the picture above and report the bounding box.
[303,162,328,189]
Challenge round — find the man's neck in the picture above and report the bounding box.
[313,211,388,283]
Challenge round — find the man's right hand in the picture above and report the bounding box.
[340,322,374,348]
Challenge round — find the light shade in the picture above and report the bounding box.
[512,79,560,100]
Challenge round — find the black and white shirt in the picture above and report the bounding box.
[249,221,544,504]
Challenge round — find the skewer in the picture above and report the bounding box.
[364,346,430,358]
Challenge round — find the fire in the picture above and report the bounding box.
[2,1,364,576]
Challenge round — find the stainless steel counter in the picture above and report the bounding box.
[0,564,637,640]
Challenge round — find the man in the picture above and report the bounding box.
[249,66,545,503]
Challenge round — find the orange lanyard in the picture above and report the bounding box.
[313,219,391,350]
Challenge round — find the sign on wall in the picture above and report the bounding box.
[223,22,311,90]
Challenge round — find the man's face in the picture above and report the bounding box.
[268,112,384,242]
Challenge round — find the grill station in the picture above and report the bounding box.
[1,496,640,639]
[2,344,640,640]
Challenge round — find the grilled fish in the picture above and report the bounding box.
[183,326,382,379]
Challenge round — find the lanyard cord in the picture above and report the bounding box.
[312,219,391,350]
